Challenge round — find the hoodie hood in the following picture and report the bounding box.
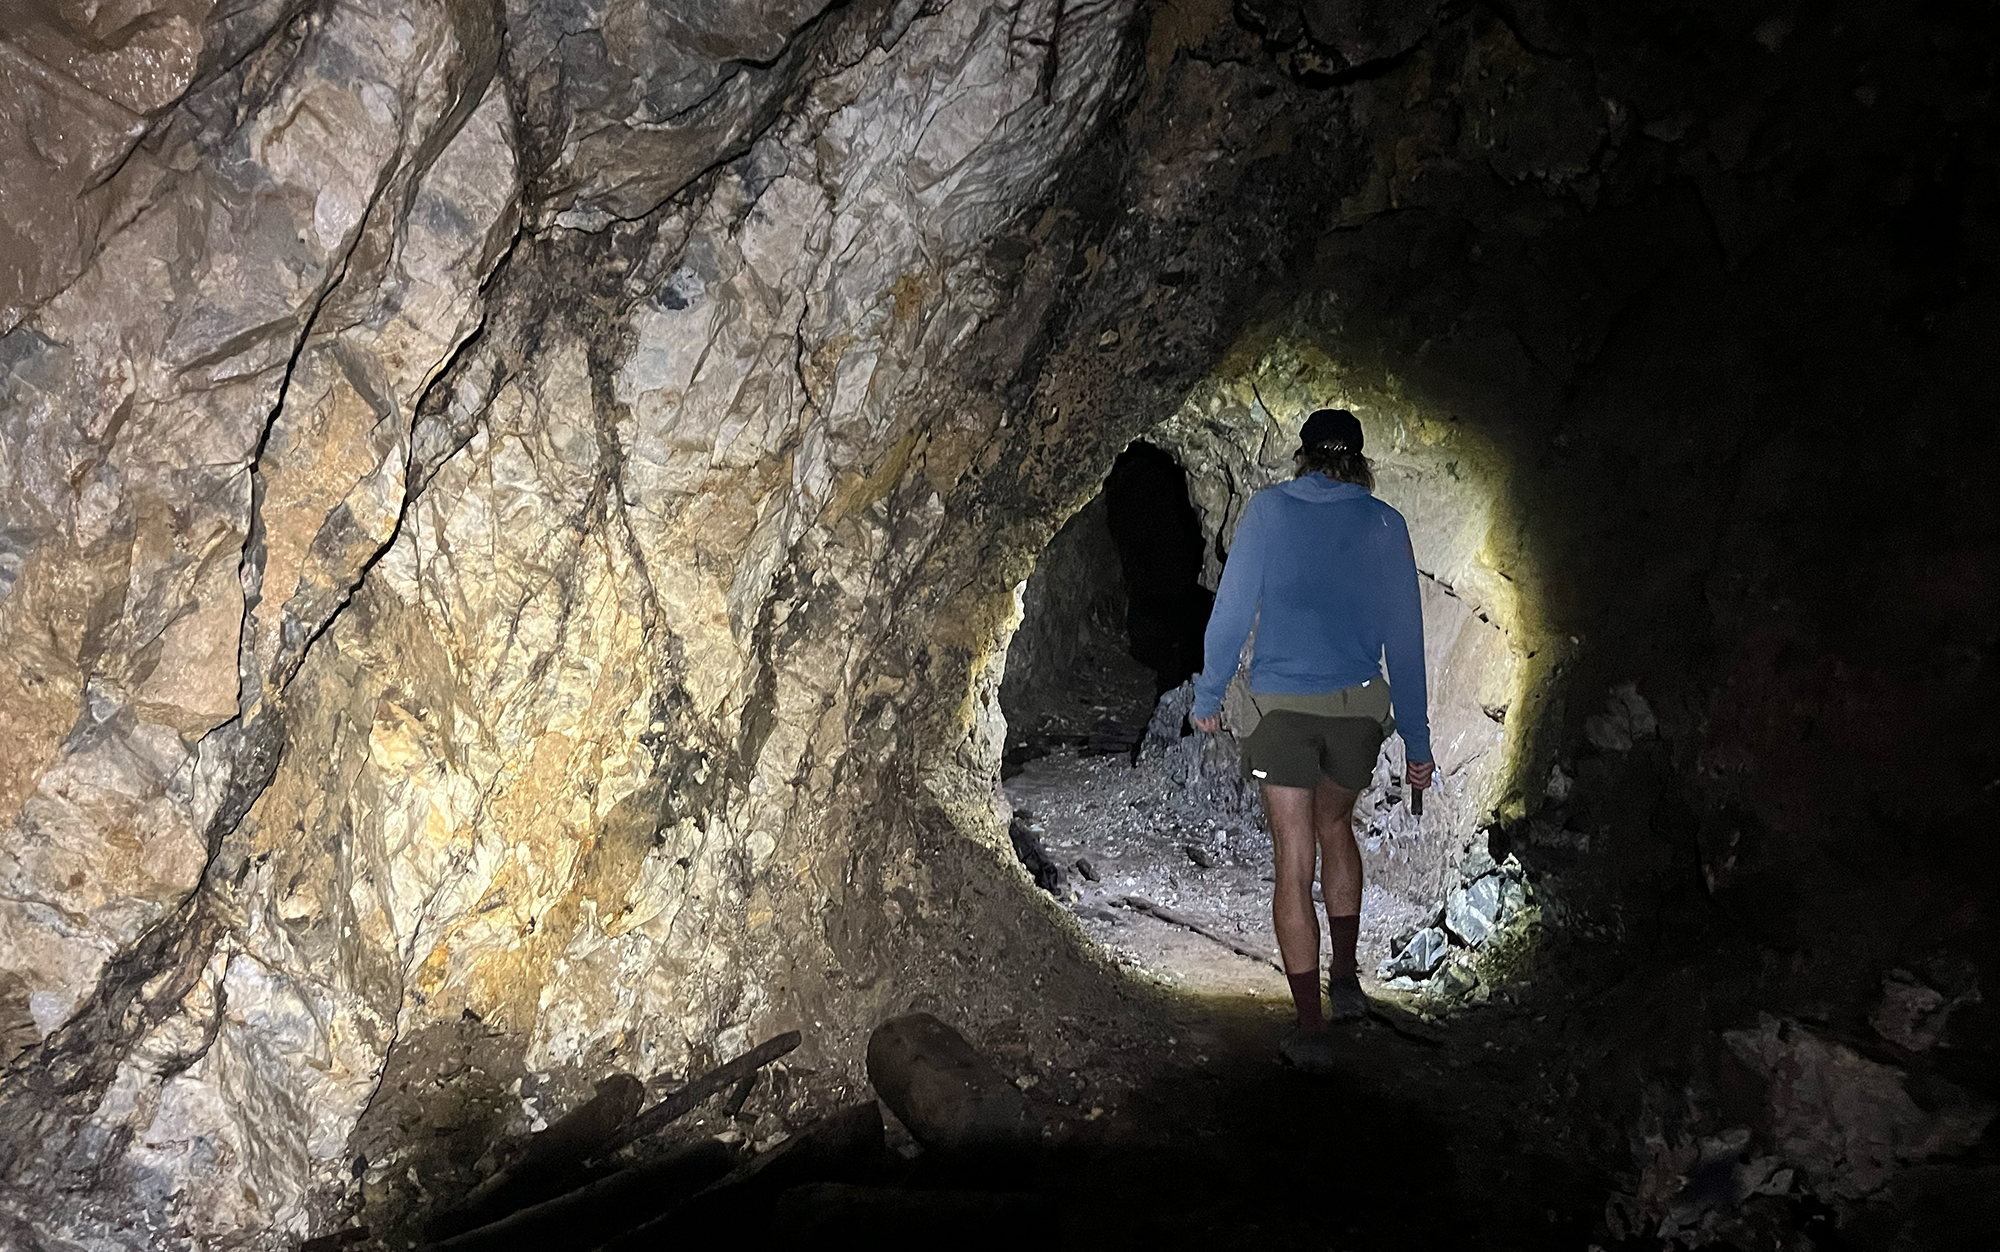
[1277,476,1370,504]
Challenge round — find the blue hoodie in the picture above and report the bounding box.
[1191,476,1432,764]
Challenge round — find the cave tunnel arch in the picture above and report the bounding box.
[997,440,1213,770]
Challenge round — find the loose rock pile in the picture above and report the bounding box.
[1379,831,1531,1001]
[1138,681,1263,819]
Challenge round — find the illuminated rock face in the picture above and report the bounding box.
[0,1,1157,1242]
[2,4,521,1234]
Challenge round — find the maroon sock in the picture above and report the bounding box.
[1287,971,1324,1032]
[1326,914,1361,980]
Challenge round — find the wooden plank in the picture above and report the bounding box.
[597,1030,802,1157]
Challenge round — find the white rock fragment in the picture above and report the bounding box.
[1444,875,1507,946]
[1380,927,1450,979]
[1583,681,1657,752]
[1545,762,1573,801]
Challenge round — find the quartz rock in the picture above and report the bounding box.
[1,1,1145,1244]
[1381,926,1449,980]
[2,15,517,1229]
[1460,834,1499,883]
[1444,875,1506,947]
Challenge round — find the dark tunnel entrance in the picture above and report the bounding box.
[1103,442,1213,697]
[999,438,1281,995]
[999,441,1211,772]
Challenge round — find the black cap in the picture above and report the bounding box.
[1299,408,1364,454]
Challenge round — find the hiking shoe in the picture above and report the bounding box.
[1278,1027,1339,1074]
[1327,973,1369,1022]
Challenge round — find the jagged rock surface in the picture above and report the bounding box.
[0,1,1159,1243]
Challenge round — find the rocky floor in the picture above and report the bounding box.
[356,726,1590,1249]
[342,714,1997,1252]
[1001,634,1162,770]
[1005,748,1435,1002]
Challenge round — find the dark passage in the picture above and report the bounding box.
[1000,442,1210,769]
[1102,442,1212,696]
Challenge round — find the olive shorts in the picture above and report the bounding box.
[1239,682,1394,791]
[1242,711,1386,790]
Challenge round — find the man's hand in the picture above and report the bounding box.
[1192,712,1223,734]
[1407,759,1435,790]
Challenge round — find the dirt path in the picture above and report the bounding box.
[986,749,1606,1247]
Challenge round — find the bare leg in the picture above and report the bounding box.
[1314,775,1363,916]
[1314,775,1369,1021]
[1264,783,1321,976]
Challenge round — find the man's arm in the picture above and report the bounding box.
[1381,510,1434,785]
[1191,495,1266,727]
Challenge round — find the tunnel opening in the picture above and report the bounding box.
[998,441,1211,773]
[1101,441,1213,699]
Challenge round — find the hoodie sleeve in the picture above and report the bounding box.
[1380,507,1432,763]
[1192,493,1267,721]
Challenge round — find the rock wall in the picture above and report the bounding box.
[2,3,521,1241]
[0,1,1172,1243]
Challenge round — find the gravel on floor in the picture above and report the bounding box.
[1004,749,1434,992]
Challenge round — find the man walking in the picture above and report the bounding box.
[1189,409,1433,1070]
